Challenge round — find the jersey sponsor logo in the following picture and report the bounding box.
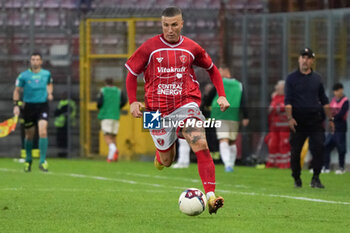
[157,83,183,96]
[143,110,161,129]
[157,66,186,73]
[151,128,166,136]
[156,57,164,63]
[179,55,187,64]
[157,138,165,146]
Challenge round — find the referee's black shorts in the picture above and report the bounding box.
[23,102,49,128]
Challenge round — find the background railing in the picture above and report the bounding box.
[1,0,349,165]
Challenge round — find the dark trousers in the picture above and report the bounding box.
[324,132,346,169]
[290,120,325,179]
[56,125,68,157]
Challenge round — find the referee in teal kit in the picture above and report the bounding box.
[13,52,53,172]
[285,48,334,189]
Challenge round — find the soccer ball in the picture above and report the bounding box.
[178,188,207,216]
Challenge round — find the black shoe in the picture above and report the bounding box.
[310,177,325,189]
[294,178,302,188]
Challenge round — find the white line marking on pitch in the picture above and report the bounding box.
[0,187,172,193]
[1,167,349,205]
[216,189,350,205]
[115,171,250,189]
[120,171,201,183]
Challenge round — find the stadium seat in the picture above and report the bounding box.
[61,0,75,9]
[47,11,60,27]
[247,0,264,12]
[176,0,191,9]
[226,0,246,11]
[5,0,23,8]
[42,0,59,8]
[8,11,21,26]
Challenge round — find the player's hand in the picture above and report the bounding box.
[130,101,144,118]
[329,121,335,134]
[217,96,230,112]
[288,118,297,132]
[48,93,53,101]
[242,119,249,127]
[13,105,20,116]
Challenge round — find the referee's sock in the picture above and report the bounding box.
[25,139,33,163]
[39,137,48,164]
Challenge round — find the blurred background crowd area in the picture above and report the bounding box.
[1,0,350,166]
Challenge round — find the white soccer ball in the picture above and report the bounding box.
[178,188,207,216]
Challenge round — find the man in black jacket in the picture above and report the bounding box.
[285,48,334,188]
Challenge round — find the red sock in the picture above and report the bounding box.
[156,150,163,165]
[195,149,216,193]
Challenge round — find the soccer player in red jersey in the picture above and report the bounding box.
[125,7,229,214]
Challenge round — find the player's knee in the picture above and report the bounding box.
[25,135,34,140]
[39,130,47,138]
[191,139,208,151]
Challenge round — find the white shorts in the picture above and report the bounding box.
[216,120,239,141]
[101,119,119,135]
[149,102,205,151]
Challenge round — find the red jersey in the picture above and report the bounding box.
[269,94,288,128]
[125,34,214,115]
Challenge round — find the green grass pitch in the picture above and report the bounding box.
[0,158,349,233]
